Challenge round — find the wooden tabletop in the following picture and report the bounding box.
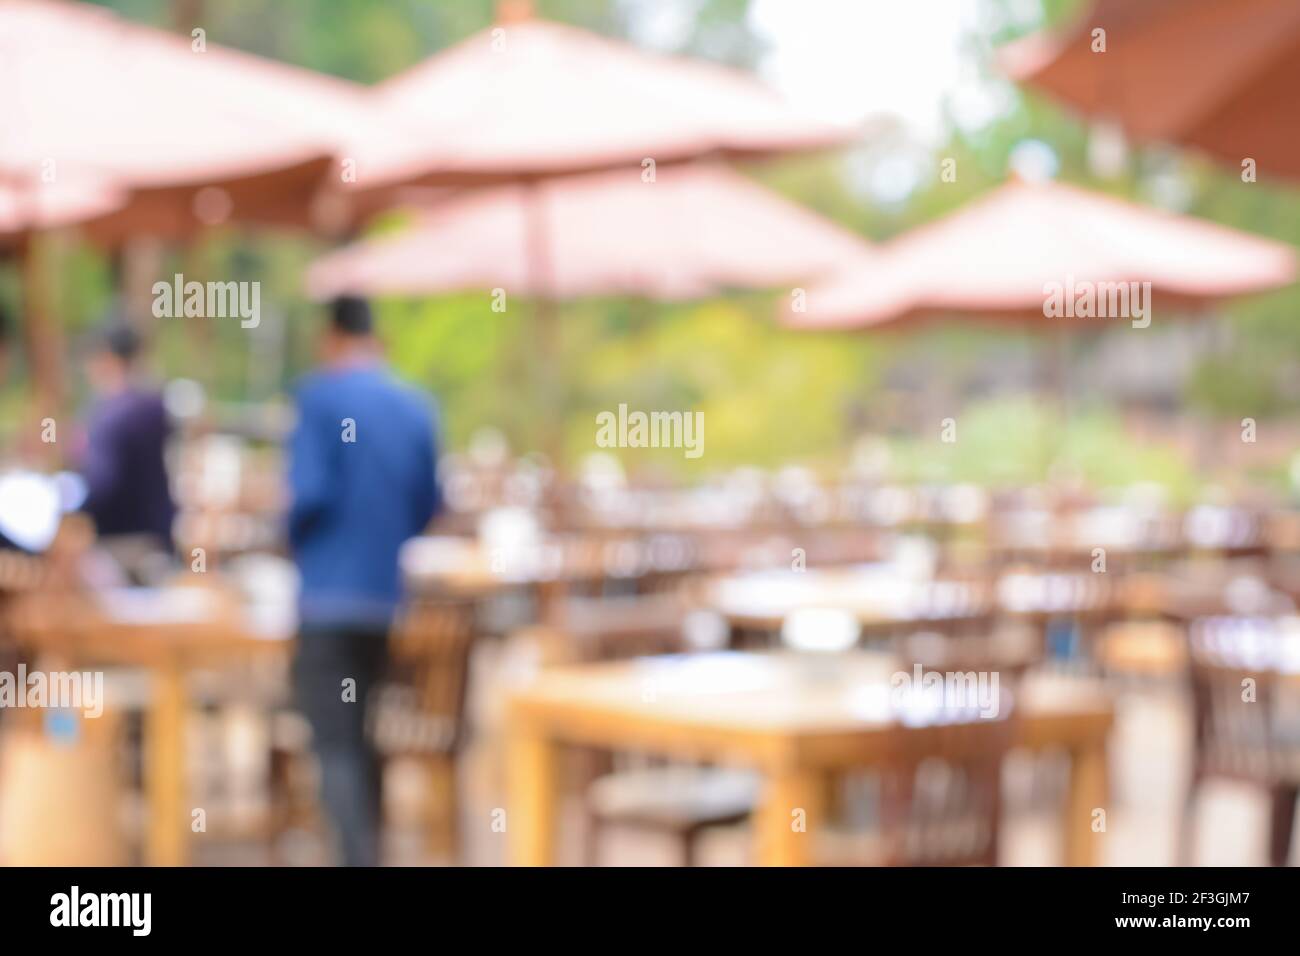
[706,567,992,632]
[511,650,1110,753]
[8,584,290,668]
[402,536,630,598]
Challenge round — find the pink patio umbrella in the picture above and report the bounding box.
[0,0,370,410]
[307,165,871,302]
[352,3,852,191]
[0,0,370,244]
[999,0,1300,180]
[782,176,1296,451]
[783,177,1296,332]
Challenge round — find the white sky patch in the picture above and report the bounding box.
[747,0,1023,145]
[621,0,1044,204]
[622,0,699,51]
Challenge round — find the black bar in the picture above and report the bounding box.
[0,866,1282,941]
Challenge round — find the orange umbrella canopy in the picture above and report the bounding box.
[307,164,872,301]
[1000,0,1300,179]
[783,178,1296,331]
[0,0,368,244]
[352,9,852,191]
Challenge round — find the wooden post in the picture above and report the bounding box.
[523,179,565,468]
[20,234,65,439]
[146,659,190,866]
[756,764,821,866]
[505,713,558,866]
[1063,740,1108,866]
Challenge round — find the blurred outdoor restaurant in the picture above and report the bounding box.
[2,0,1300,869]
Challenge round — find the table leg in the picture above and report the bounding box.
[756,766,822,867]
[426,756,459,862]
[1064,740,1108,866]
[146,663,188,867]
[536,580,568,626]
[506,721,560,866]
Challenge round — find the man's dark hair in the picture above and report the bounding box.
[330,296,373,337]
[101,322,142,363]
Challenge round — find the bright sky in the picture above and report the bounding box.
[752,0,1002,138]
[628,0,1044,145]
[624,0,1048,203]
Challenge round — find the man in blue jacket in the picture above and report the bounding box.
[288,296,441,866]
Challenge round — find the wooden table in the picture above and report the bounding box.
[403,536,630,623]
[506,651,1113,866]
[988,506,1182,568]
[706,567,993,635]
[1117,565,1295,624]
[8,584,290,866]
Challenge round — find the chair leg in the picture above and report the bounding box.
[267,745,296,862]
[985,768,1003,867]
[575,749,611,867]
[1267,785,1298,867]
[1178,775,1200,867]
[426,757,459,863]
[268,746,289,826]
[584,816,602,867]
[681,826,701,868]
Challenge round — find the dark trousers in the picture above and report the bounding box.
[293,624,389,866]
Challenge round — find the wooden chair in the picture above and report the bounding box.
[268,599,475,863]
[1181,617,1300,866]
[879,716,1014,865]
[899,578,997,642]
[995,569,1114,664]
[585,765,757,866]
[369,599,476,862]
[822,713,1015,866]
[547,594,692,662]
[893,630,1034,690]
[542,596,759,866]
[0,549,48,728]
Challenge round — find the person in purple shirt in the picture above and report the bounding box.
[288,296,441,866]
[0,303,16,553]
[80,323,176,559]
[0,301,10,386]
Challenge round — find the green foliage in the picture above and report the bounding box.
[889,395,1199,500]
[374,290,882,472]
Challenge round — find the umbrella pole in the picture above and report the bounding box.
[183,239,218,392]
[20,233,65,461]
[1056,319,1071,419]
[524,179,564,468]
[1042,320,1071,480]
[13,172,64,464]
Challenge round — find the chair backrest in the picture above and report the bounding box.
[911,578,996,636]
[560,595,689,662]
[0,550,47,666]
[879,713,1015,866]
[0,550,49,596]
[372,599,476,757]
[894,630,1033,689]
[1186,617,1289,781]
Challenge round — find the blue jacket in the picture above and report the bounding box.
[288,363,441,629]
